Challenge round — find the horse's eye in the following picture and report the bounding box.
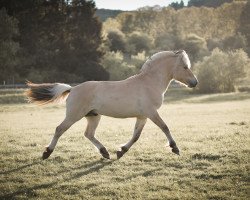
[184,66,188,70]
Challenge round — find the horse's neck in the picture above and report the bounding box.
[141,61,173,94]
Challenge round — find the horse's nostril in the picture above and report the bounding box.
[189,79,198,88]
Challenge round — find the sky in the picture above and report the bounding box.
[94,0,189,11]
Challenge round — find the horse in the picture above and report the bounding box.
[26,50,198,160]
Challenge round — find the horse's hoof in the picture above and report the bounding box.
[172,147,180,155]
[116,151,124,159]
[117,146,128,159]
[100,147,110,159]
[42,147,53,160]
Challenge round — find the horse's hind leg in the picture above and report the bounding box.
[117,117,147,159]
[43,118,75,159]
[84,115,110,159]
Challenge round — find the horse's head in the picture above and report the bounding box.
[172,50,198,88]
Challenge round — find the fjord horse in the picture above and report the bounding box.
[26,50,198,160]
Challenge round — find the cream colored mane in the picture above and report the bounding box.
[141,50,191,72]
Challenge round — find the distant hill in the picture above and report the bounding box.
[96,9,123,21]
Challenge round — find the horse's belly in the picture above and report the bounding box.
[94,98,143,118]
[92,84,147,118]
[100,112,138,118]
[97,105,140,118]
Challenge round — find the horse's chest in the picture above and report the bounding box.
[146,93,164,109]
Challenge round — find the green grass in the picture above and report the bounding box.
[0,89,249,199]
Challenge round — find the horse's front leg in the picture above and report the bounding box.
[84,115,110,159]
[117,117,147,159]
[149,111,180,155]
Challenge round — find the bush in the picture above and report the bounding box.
[207,33,248,52]
[238,86,250,92]
[154,34,177,51]
[131,51,147,70]
[207,38,223,51]
[222,33,247,51]
[106,29,127,53]
[194,48,248,93]
[127,32,153,54]
[184,34,209,62]
[101,51,137,80]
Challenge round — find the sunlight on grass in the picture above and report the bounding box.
[0,89,249,199]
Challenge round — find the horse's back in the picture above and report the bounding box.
[67,78,146,118]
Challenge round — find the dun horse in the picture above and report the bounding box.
[26,50,198,160]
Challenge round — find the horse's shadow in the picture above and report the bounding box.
[0,160,42,175]
[65,159,114,181]
[1,159,114,199]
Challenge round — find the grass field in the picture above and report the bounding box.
[0,88,249,199]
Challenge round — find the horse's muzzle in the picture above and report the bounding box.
[188,79,198,88]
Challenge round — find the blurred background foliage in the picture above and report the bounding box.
[0,0,249,93]
[0,0,109,84]
[101,0,250,93]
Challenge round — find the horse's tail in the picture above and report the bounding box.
[25,81,72,105]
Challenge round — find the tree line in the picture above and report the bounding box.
[0,0,109,84]
[170,0,233,10]
[0,0,249,93]
[102,0,250,93]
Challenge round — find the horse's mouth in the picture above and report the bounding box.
[188,84,196,88]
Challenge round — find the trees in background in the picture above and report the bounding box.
[0,0,249,92]
[0,9,20,84]
[194,48,248,93]
[127,32,153,55]
[183,34,209,62]
[222,33,247,51]
[102,0,249,93]
[169,1,184,10]
[238,1,250,55]
[188,0,232,7]
[101,51,137,80]
[106,30,127,53]
[95,9,122,22]
[0,0,109,84]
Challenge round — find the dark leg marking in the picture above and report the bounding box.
[100,147,110,159]
[42,147,54,160]
[117,146,128,159]
[162,125,180,155]
[149,112,180,156]
[170,141,180,155]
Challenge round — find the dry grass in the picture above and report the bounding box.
[0,89,249,199]
[0,89,26,104]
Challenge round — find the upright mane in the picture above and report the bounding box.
[178,50,191,69]
[140,50,191,72]
[141,51,173,72]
